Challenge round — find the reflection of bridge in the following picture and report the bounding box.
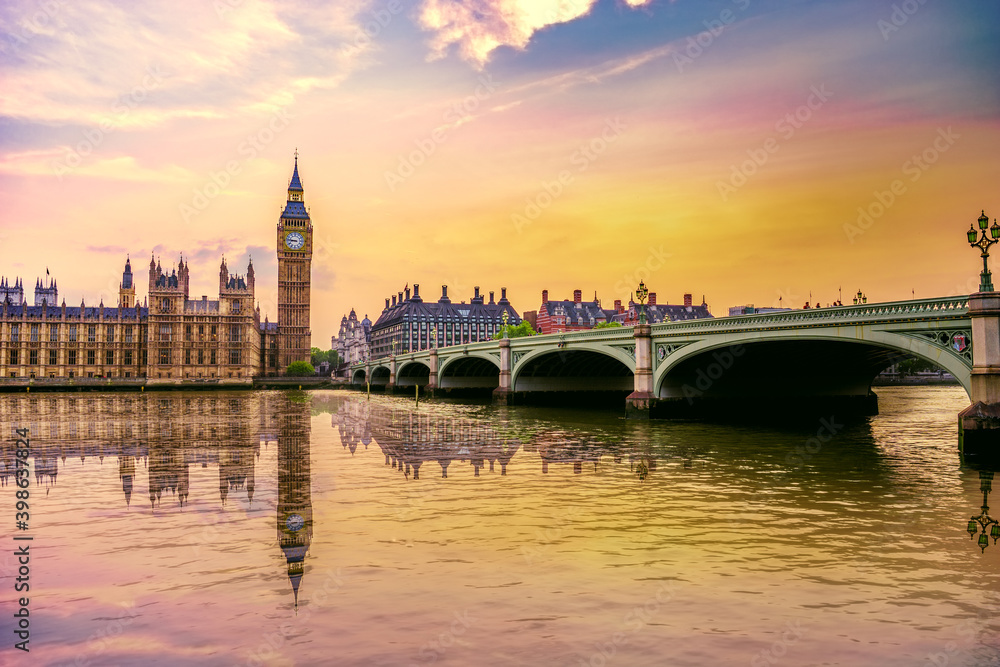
[331,396,667,479]
[335,402,522,478]
[352,296,976,409]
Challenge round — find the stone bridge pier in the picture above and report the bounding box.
[428,348,439,394]
[960,292,1000,455]
[492,338,512,406]
[625,323,654,419]
[385,356,397,393]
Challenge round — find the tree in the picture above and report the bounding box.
[286,361,315,376]
[896,357,935,376]
[492,320,536,339]
[594,321,622,329]
[311,348,340,369]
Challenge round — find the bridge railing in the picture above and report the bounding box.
[654,295,970,335]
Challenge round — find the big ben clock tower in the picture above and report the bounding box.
[277,150,313,372]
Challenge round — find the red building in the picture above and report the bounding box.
[535,289,613,334]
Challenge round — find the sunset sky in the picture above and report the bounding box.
[1,0,998,346]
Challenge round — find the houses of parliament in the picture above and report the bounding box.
[0,156,314,382]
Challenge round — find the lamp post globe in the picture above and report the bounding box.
[636,281,649,325]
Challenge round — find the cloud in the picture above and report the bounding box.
[0,0,377,127]
[85,245,130,254]
[417,0,654,67]
[0,149,196,182]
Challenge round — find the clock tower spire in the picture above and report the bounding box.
[276,150,313,373]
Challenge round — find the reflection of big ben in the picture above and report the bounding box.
[277,150,313,371]
[277,396,312,607]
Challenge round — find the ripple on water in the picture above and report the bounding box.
[4,386,1000,666]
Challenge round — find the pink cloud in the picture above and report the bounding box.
[418,0,654,66]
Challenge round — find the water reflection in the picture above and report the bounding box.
[330,399,688,482]
[277,394,312,608]
[0,394,276,507]
[0,392,315,609]
[3,388,1000,667]
[966,470,1000,552]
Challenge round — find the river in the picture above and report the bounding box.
[1,386,998,666]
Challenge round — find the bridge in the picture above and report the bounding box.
[349,294,1000,452]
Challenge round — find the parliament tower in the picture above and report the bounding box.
[277,152,313,372]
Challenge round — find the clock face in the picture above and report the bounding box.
[286,513,305,532]
[285,231,305,250]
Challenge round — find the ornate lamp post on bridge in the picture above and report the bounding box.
[636,280,649,325]
[967,210,1000,293]
[502,311,510,339]
[625,279,655,419]
[966,471,1000,553]
[852,290,867,305]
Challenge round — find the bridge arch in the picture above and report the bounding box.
[370,365,391,386]
[351,368,367,385]
[439,353,500,390]
[396,360,431,387]
[511,345,634,393]
[653,329,971,405]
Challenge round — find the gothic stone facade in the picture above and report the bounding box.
[0,158,312,382]
[332,309,371,367]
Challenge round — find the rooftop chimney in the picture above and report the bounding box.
[398,291,403,304]
[614,299,622,313]
[474,286,481,302]
[489,291,495,304]
[412,284,421,301]
[385,298,390,309]
[405,287,410,301]
[541,289,548,304]
[649,292,656,306]
[573,289,582,304]
[440,285,450,304]
[683,293,693,307]
[392,295,397,306]
[500,287,508,304]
